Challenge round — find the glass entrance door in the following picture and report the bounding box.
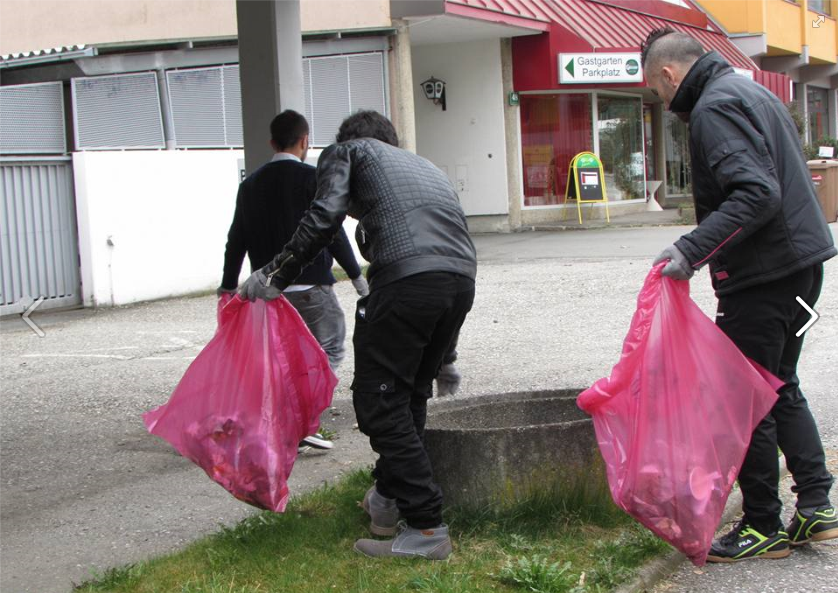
[597,95,645,201]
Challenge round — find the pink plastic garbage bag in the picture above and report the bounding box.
[143,294,337,512]
[577,264,781,565]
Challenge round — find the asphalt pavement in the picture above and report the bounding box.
[1,225,836,593]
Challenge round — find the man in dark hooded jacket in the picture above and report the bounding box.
[642,28,836,562]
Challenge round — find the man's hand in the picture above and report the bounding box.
[653,244,695,280]
[239,270,283,302]
[351,275,370,297]
[435,363,462,397]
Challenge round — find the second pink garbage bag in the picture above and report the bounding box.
[577,264,780,565]
[143,295,337,513]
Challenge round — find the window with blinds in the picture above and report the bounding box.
[0,82,66,154]
[72,72,164,150]
[304,52,387,146]
[166,65,242,148]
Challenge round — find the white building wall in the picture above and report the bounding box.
[73,150,363,307]
[411,39,509,217]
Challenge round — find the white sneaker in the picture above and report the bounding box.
[300,433,334,450]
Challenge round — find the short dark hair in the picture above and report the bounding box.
[270,110,309,151]
[641,27,705,70]
[336,110,399,146]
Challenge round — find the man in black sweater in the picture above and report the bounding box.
[220,110,368,448]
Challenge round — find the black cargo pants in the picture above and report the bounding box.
[716,263,833,534]
[351,272,475,529]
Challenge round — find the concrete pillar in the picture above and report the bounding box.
[501,39,522,230]
[390,19,416,153]
[654,103,668,204]
[236,0,305,175]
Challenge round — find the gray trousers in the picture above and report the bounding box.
[283,285,346,371]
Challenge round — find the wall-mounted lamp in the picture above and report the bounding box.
[421,76,446,111]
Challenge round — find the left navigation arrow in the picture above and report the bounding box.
[565,58,575,78]
[22,296,46,337]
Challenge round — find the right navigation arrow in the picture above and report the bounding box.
[795,296,820,337]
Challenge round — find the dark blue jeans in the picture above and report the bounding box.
[351,272,475,529]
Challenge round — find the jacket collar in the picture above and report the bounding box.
[669,51,733,115]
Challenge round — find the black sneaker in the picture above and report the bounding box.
[706,520,791,563]
[788,505,838,546]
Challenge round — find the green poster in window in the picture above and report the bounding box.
[564,152,610,224]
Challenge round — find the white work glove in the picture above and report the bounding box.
[351,275,370,297]
[653,244,695,281]
[435,363,461,397]
[239,270,283,302]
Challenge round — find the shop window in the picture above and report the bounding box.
[807,87,829,143]
[597,95,644,201]
[664,112,691,196]
[520,94,592,206]
[809,0,831,15]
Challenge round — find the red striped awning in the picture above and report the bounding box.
[449,0,758,70]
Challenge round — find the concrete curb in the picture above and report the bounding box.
[614,459,789,593]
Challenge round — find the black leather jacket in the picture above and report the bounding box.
[670,52,836,295]
[265,138,477,290]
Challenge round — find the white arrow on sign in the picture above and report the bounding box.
[813,14,825,27]
[795,296,820,337]
[22,296,45,337]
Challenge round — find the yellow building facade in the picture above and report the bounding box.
[698,0,838,142]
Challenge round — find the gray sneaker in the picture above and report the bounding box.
[362,485,400,536]
[354,521,452,560]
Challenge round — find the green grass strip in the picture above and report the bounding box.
[75,469,668,593]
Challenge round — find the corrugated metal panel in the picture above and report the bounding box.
[309,55,350,146]
[72,72,165,150]
[222,66,243,146]
[348,54,387,114]
[165,65,243,148]
[304,52,387,147]
[0,159,81,315]
[0,82,66,155]
[167,67,226,147]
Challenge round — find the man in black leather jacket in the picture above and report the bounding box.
[241,111,476,560]
[642,29,836,562]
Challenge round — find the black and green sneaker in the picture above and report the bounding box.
[788,505,838,546]
[706,520,791,563]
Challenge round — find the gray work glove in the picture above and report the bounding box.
[653,244,695,281]
[351,275,370,297]
[239,270,283,302]
[216,286,237,297]
[435,363,461,397]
